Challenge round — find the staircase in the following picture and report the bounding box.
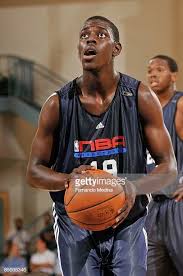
[0,54,67,118]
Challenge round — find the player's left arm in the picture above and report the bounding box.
[136,83,177,194]
[173,96,183,201]
[175,96,183,140]
[113,83,177,228]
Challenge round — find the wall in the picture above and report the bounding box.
[0,0,182,87]
[6,113,37,158]
[0,113,52,233]
[123,0,178,83]
[0,160,25,233]
[0,6,49,67]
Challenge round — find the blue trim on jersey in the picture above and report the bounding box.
[74,147,127,158]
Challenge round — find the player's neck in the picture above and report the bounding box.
[157,87,175,108]
[80,69,119,98]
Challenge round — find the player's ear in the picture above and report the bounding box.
[171,72,178,83]
[112,42,122,57]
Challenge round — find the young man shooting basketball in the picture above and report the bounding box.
[27,16,176,276]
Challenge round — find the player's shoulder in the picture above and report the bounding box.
[120,73,140,91]
[39,93,60,129]
[176,91,183,109]
[138,82,154,100]
[56,78,77,99]
[43,77,76,109]
[137,82,162,120]
[42,92,59,112]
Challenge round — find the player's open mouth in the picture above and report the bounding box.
[83,48,97,60]
[84,48,97,56]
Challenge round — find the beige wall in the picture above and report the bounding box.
[0,6,49,66]
[0,159,52,234]
[0,113,52,231]
[124,0,178,83]
[0,0,182,87]
[0,160,25,233]
[7,114,37,158]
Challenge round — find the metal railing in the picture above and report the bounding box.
[0,54,67,108]
[1,207,54,260]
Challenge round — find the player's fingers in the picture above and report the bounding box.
[118,202,128,214]
[175,193,183,202]
[73,165,95,174]
[65,182,69,189]
[81,166,96,174]
[113,210,129,228]
[173,189,181,198]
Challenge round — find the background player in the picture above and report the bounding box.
[146,55,183,275]
[27,17,176,276]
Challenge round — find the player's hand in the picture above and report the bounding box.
[173,185,183,202]
[72,165,96,175]
[113,181,136,229]
[65,165,95,188]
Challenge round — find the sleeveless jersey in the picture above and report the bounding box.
[50,73,148,225]
[147,91,183,195]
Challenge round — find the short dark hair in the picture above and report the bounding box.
[151,55,178,72]
[39,234,48,246]
[85,16,120,42]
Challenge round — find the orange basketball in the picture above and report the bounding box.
[64,169,126,231]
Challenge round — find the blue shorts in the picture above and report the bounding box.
[146,199,183,276]
[53,202,147,276]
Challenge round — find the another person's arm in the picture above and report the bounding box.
[175,96,183,140]
[30,252,55,272]
[30,262,54,272]
[173,96,183,201]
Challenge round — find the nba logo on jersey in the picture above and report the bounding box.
[74,140,79,152]
[73,136,127,159]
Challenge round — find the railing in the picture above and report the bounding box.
[0,54,67,108]
[1,207,54,260]
[25,207,53,240]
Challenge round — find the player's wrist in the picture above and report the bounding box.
[58,173,70,189]
[124,180,137,199]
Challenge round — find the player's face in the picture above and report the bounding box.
[78,20,121,71]
[147,58,176,94]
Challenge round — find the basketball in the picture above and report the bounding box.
[64,169,126,231]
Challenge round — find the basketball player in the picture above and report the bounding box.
[146,55,183,275]
[26,17,176,276]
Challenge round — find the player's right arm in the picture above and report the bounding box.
[26,93,69,191]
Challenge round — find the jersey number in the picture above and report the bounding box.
[91,159,117,176]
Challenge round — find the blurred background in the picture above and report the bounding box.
[0,0,182,274]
